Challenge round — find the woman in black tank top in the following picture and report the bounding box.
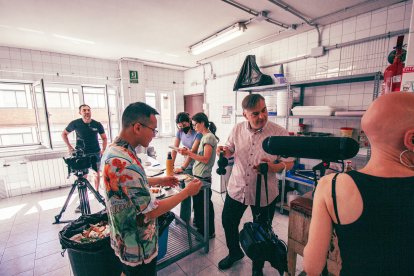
[303,93,414,276]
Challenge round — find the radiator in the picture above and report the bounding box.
[27,158,72,192]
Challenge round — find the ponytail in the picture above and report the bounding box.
[208,122,219,142]
[192,112,219,141]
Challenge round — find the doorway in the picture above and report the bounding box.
[184,93,204,117]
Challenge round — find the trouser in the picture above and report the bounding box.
[179,168,193,222]
[121,257,157,276]
[222,193,277,270]
[192,177,215,235]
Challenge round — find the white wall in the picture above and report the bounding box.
[0,48,185,196]
[0,47,119,85]
[184,2,413,187]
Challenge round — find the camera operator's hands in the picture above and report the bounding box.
[183,178,202,197]
[253,158,272,174]
[254,158,287,174]
[216,146,232,158]
[158,176,179,188]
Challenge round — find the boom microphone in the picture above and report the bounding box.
[262,136,360,161]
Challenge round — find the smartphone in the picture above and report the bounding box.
[168,145,180,151]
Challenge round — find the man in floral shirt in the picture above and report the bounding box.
[102,102,202,275]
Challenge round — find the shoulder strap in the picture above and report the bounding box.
[331,173,341,225]
[264,168,268,204]
[256,172,261,207]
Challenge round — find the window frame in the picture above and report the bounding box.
[145,88,176,137]
[0,79,120,151]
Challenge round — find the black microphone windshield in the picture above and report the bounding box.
[262,136,360,161]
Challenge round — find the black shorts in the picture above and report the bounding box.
[86,152,101,171]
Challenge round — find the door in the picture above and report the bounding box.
[184,93,204,116]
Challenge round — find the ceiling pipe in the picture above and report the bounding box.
[268,0,321,46]
[310,0,384,24]
[194,29,288,66]
[221,0,290,29]
[192,28,409,78]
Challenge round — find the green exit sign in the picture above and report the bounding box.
[129,70,139,83]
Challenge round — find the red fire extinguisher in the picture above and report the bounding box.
[383,35,405,94]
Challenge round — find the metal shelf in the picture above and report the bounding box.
[237,83,288,92]
[286,176,315,188]
[290,72,383,87]
[290,115,362,120]
[156,218,204,270]
[236,114,287,118]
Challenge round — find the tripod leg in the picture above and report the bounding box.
[54,182,78,224]
[85,179,106,207]
[78,179,91,215]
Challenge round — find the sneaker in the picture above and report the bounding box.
[218,252,245,270]
[75,205,81,213]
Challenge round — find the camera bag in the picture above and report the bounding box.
[239,163,288,275]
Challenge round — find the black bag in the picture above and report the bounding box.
[239,163,288,275]
[59,210,110,251]
[233,55,273,91]
[158,211,175,237]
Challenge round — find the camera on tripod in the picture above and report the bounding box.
[55,148,105,224]
[63,148,98,176]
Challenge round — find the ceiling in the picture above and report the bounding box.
[0,0,407,69]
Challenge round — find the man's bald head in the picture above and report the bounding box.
[361,93,414,150]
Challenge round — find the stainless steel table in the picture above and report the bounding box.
[156,180,211,270]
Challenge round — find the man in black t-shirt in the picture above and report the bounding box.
[62,104,107,193]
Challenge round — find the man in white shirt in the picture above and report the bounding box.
[217,94,293,276]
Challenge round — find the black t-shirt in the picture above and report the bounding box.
[65,118,105,154]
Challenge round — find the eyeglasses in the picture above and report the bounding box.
[136,122,159,135]
[191,122,199,128]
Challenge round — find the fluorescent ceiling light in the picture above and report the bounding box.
[53,34,95,45]
[190,22,246,55]
[17,27,44,34]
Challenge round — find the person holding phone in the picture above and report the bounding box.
[179,112,218,239]
[171,112,202,224]
[171,112,202,174]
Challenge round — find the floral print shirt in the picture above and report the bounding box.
[101,138,159,266]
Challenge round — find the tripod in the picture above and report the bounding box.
[54,168,106,224]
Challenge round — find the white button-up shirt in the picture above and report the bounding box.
[225,121,290,207]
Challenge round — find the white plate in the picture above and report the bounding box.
[150,188,165,199]
[175,174,191,181]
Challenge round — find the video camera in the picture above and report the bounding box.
[63,148,98,176]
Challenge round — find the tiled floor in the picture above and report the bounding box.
[0,187,303,275]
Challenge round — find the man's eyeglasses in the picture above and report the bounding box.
[135,122,158,135]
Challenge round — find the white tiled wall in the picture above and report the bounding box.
[0,49,185,196]
[184,2,412,173]
[0,47,119,85]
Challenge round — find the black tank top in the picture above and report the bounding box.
[332,170,414,276]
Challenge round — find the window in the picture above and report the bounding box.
[145,89,175,136]
[43,84,81,147]
[0,83,39,147]
[0,80,120,149]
